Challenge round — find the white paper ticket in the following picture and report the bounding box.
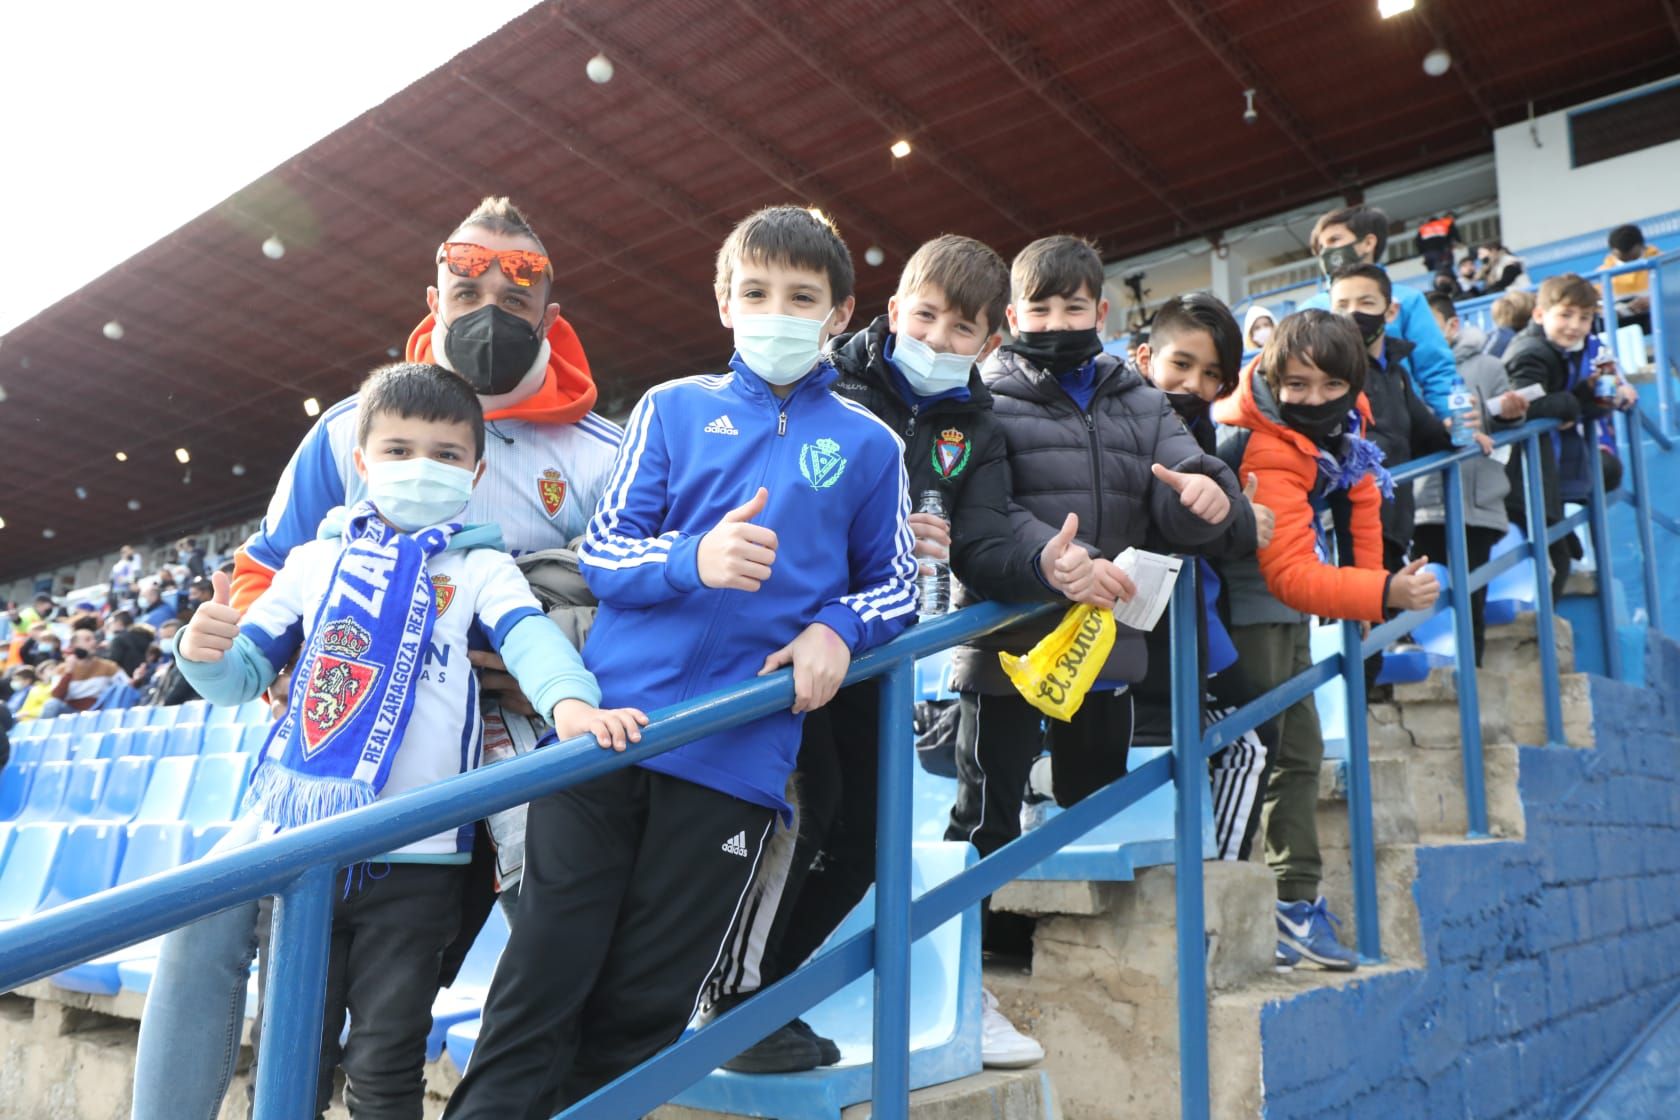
[1112,547,1184,632]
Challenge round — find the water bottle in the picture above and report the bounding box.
[916,489,950,617]
[1593,345,1619,404]
[1448,377,1477,449]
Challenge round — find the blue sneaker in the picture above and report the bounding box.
[1274,940,1302,971]
[1276,898,1359,971]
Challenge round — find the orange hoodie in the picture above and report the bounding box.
[1211,359,1389,623]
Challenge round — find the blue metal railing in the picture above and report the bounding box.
[0,405,1671,1120]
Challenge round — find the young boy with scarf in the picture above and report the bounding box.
[1213,310,1440,972]
[141,363,640,1120]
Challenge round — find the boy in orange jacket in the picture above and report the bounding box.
[1212,309,1439,971]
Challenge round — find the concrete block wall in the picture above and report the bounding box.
[1256,634,1680,1119]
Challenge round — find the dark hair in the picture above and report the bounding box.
[356,362,486,460]
[1329,263,1392,303]
[1537,273,1599,312]
[1010,235,1106,304]
[1149,293,1243,395]
[70,615,99,633]
[451,196,547,257]
[715,206,855,303]
[1491,290,1535,330]
[1311,205,1390,260]
[897,235,1010,335]
[1425,291,1459,321]
[111,610,134,627]
[1261,310,1367,400]
[1608,224,1645,256]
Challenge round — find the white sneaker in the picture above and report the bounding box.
[981,988,1044,1068]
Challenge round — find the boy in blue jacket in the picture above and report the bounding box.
[445,206,918,1117]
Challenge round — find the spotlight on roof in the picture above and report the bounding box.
[232,463,247,477]
[0,516,6,530]
[127,500,142,511]
[1378,0,1414,15]
[174,448,191,464]
[303,397,321,417]
[75,487,87,500]
[586,53,614,83]
[103,321,125,341]
[115,451,128,462]
[1422,48,1452,76]
[262,235,286,260]
[890,139,912,159]
[42,528,55,539]
[387,346,400,358]
[865,246,886,267]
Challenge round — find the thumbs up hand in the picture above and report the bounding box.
[177,570,243,663]
[1152,463,1231,525]
[1039,513,1095,601]
[1243,473,1276,550]
[1385,556,1441,612]
[698,487,779,592]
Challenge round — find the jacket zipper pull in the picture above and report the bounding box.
[777,410,788,436]
[907,405,918,438]
[1084,411,1095,432]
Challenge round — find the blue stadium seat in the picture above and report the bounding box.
[37,822,127,912]
[144,705,181,727]
[199,725,245,757]
[117,956,260,1020]
[239,725,270,754]
[132,757,198,823]
[9,740,43,765]
[235,699,272,725]
[88,757,156,822]
[119,706,153,729]
[191,823,233,859]
[50,823,191,995]
[173,699,210,725]
[207,703,241,726]
[0,823,66,921]
[63,760,111,817]
[90,709,123,732]
[129,728,171,758]
[1487,523,1537,617]
[428,907,510,1060]
[0,764,33,822]
[38,735,74,763]
[181,754,253,827]
[162,723,207,756]
[103,728,141,758]
[0,823,12,866]
[12,718,49,741]
[63,711,101,739]
[70,731,119,762]
[14,762,73,822]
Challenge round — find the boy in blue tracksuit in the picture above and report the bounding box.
[445,206,918,1118]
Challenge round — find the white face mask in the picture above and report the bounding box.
[734,312,829,386]
[891,330,974,397]
[364,458,475,531]
[1250,325,1274,347]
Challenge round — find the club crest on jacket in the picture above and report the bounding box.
[799,438,847,490]
[933,428,971,479]
[538,468,568,518]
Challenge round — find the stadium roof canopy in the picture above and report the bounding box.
[3,0,1675,580]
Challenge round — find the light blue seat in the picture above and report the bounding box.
[51,823,192,995]
[0,764,32,822]
[0,823,66,920]
[12,718,50,741]
[38,822,127,912]
[103,728,142,758]
[144,704,182,727]
[90,709,124,732]
[429,907,510,1061]
[173,699,211,725]
[132,757,198,823]
[63,760,111,818]
[64,711,102,739]
[116,954,260,1019]
[671,842,983,1120]
[239,725,271,754]
[445,1018,480,1074]
[88,757,156,822]
[181,754,253,827]
[14,762,73,822]
[1486,523,1536,619]
[10,739,44,765]
[207,703,242,726]
[129,728,171,758]
[235,699,272,725]
[191,823,233,859]
[915,649,957,702]
[37,735,74,763]
[71,731,119,762]
[120,705,153,729]
[199,725,245,757]
[163,723,207,756]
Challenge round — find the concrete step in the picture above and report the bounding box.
[1482,609,1577,678]
[650,1068,1061,1120]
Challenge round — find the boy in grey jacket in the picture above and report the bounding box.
[1416,292,1530,664]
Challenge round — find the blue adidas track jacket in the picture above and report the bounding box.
[579,356,919,818]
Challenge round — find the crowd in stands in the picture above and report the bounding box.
[0,190,1664,1120]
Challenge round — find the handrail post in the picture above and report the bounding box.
[1626,409,1664,634]
[871,658,915,1120]
[1442,460,1489,836]
[251,864,336,1120]
[1339,617,1381,962]
[1169,567,1210,1120]
[1652,264,1672,439]
[1522,431,1568,744]
[1585,416,1623,680]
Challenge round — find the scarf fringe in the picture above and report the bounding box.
[1322,433,1396,499]
[245,761,376,832]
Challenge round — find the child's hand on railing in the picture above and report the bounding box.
[553,699,649,752]
[177,572,240,663]
[1616,383,1640,411]
[1039,514,1094,602]
[1473,432,1495,456]
[758,622,850,714]
[1385,557,1440,612]
[1243,475,1275,550]
[1496,391,1530,420]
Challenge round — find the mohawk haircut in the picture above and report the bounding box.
[896,234,1010,335]
[451,196,547,256]
[356,362,486,461]
[1010,234,1106,305]
[1149,293,1243,395]
[1261,310,1368,401]
[1311,205,1392,261]
[715,206,856,304]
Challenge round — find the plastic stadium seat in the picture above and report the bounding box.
[103,728,142,758]
[10,741,43,766]
[129,728,171,758]
[91,709,124,732]
[71,731,119,762]
[12,718,49,741]
[173,699,211,725]
[0,823,66,921]
[132,757,198,822]
[0,823,12,865]
[145,705,182,727]
[207,703,241,726]
[63,761,112,818]
[49,823,191,995]
[14,762,73,822]
[0,765,33,822]
[199,725,245,757]
[120,706,152,729]
[163,723,208,757]
[235,699,272,726]
[181,754,254,827]
[64,711,102,739]
[37,823,128,912]
[428,908,511,1060]
[38,735,74,763]
[239,726,271,754]
[88,757,156,822]
[191,823,233,859]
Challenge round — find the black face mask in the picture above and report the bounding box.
[1318,243,1365,278]
[1164,391,1209,424]
[1349,310,1388,348]
[1279,396,1352,443]
[1007,328,1103,377]
[442,305,544,396]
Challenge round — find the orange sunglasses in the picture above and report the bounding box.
[436,242,553,288]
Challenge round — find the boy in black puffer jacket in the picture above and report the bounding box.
[946,236,1243,867]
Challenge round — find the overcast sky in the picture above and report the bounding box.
[0,1,539,335]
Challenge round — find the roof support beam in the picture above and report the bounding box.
[1662,0,1680,48]
[547,1,918,256]
[1161,0,1348,193]
[936,0,1212,242]
[728,0,1045,235]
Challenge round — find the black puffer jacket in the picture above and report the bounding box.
[1362,335,1451,546]
[952,349,1242,694]
[828,317,1049,601]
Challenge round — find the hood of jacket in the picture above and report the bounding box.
[1453,322,1490,361]
[1241,304,1278,347]
[406,311,598,425]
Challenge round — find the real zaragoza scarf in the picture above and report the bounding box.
[245,503,455,831]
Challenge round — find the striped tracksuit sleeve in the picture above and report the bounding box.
[813,444,918,653]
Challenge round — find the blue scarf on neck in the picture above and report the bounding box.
[245,503,454,831]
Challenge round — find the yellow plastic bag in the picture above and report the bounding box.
[998,603,1117,721]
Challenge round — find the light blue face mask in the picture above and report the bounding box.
[364,458,475,531]
[734,312,830,385]
[891,330,975,397]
